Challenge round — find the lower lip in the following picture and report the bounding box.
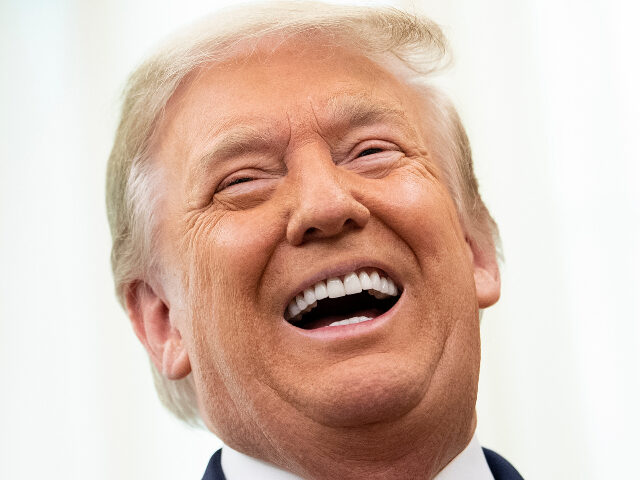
[286,291,405,341]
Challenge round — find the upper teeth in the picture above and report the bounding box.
[286,270,400,320]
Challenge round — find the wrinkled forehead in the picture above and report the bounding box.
[155,35,427,145]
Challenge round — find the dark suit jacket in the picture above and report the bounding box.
[202,447,524,479]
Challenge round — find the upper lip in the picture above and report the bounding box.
[281,258,404,314]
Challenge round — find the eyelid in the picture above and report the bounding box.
[217,175,253,192]
[349,140,400,160]
[216,168,281,193]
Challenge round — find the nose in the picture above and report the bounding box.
[286,157,370,246]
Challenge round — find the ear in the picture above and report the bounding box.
[465,237,501,309]
[125,281,191,379]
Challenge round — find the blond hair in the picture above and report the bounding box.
[106,1,500,425]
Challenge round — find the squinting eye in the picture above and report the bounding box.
[215,176,254,193]
[226,177,253,187]
[357,148,384,158]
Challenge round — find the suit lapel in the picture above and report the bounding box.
[482,447,525,480]
[202,449,227,480]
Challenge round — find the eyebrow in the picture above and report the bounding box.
[320,92,413,134]
[187,122,280,188]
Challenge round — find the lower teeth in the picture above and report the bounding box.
[328,316,373,327]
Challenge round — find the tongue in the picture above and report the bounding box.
[299,308,382,330]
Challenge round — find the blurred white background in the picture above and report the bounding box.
[1,0,638,478]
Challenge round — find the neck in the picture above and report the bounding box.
[225,405,477,480]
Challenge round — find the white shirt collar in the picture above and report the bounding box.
[221,434,494,479]
[435,434,494,480]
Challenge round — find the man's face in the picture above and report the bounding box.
[152,40,495,463]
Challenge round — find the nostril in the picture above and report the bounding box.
[304,227,320,238]
[343,218,357,229]
[302,218,358,242]
[287,194,370,245]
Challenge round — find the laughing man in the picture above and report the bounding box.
[106,2,524,479]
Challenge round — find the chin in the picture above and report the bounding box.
[296,352,431,427]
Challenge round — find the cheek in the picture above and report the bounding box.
[182,204,285,291]
[360,170,477,314]
[362,170,467,258]
[178,204,287,363]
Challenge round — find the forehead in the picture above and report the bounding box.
[176,42,409,110]
[157,39,423,148]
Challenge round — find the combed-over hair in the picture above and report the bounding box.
[106,1,500,426]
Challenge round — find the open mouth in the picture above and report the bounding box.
[284,269,402,330]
